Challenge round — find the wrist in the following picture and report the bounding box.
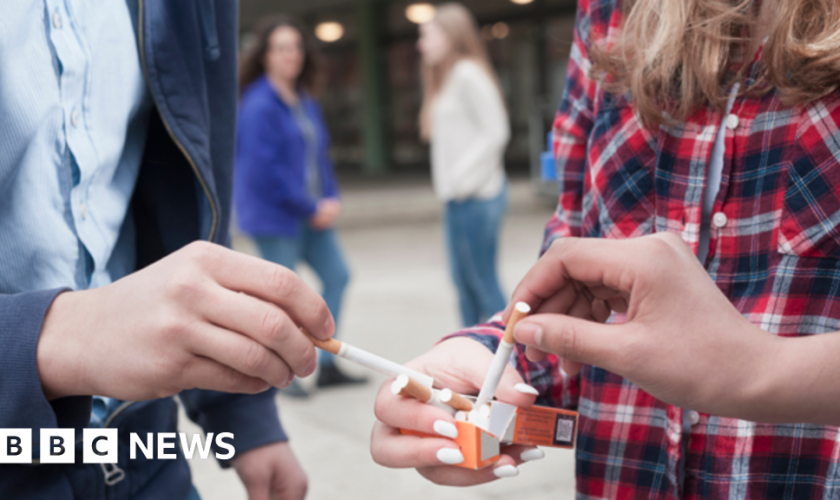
[37,291,90,400]
[729,326,790,422]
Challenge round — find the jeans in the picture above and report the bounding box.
[255,227,350,365]
[444,186,508,327]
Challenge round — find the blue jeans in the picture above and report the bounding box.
[444,186,508,326]
[255,227,350,365]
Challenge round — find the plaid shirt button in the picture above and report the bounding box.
[712,212,728,228]
[688,410,700,425]
[726,113,739,129]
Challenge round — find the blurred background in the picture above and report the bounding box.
[182,1,578,498]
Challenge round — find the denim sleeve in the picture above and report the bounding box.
[0,290,93,443]
[179,388,287,468]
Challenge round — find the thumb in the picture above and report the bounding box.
[513,314,627,370]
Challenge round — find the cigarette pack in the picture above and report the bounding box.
[401,401,578,470]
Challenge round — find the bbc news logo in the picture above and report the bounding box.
[0,429,235,464]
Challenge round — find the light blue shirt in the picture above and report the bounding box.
[0,1,152,427]
[0,0,152,295]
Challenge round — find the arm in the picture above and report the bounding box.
[36,241,332,404]
[541,0,599,249]
[445,62,510,201]
[0,290,92,447]
[508,233,840,426]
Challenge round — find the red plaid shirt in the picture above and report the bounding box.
[455,0,840,498]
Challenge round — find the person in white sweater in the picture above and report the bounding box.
[417,3,510,326]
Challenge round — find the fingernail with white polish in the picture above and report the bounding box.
[436,448,464,465]
[520,448,545,462]
[493,465,519,478]
[514,383,539,396]
[433,420,458,439]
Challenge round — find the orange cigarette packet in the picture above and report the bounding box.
[399,401,578,470]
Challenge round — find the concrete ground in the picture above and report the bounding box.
[180,179,577,500]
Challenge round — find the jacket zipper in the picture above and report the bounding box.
[136,0,219,242]
[97,400,134,490]
[96,5,219,490]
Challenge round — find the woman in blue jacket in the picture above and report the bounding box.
[235,16,365,395]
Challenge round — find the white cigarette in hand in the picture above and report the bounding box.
[306,333,435,388]
[474,302,531,409]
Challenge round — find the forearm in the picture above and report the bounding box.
[747,331,840,426]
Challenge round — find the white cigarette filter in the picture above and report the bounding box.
[438,389,474,412]
[391,374,432,402]
[305,331,435,388]
[391,375,457,414]
[474,302,531,409]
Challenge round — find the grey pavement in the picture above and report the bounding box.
[180,179,576,500]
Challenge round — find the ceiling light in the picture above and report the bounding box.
[492,22,509,39]
[315,21,344,43]
[510,0,534,4]
[405,3,436,24]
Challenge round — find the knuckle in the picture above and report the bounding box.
[260,307,289,343]
[184,240,220,266]
[164,271,209,304]
[225,367,247,391]
[557,321,582,360]
[243,343,269,374]
[266,266,297,300]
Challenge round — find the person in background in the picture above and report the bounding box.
[236,16,366,397]
[417,3,511,327]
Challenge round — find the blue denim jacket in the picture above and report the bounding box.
[0,2,287,498]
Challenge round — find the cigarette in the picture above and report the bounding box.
[390,374,432,402]
[305,331,435,388]
[473,302,531,409]
[438,389,473,412]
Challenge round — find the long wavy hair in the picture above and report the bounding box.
[418,3,504,141]
[591,0,840,128]
[239,15,321,94]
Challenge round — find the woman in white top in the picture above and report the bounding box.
[417,3,511,326]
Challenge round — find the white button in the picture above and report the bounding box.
[79,202,87,219]
[712,212,728,228]
[71,110,80,127]
[52,12,62,29]
[688,411,700,426]
[726,114,739,130]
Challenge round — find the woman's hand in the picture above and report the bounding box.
[233,441,308,500]
[505,233,786,422]
[37,241,335,401]
[310,198,342,230]
[370,337,544,486]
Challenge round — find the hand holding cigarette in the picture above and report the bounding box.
[370,337,541,485]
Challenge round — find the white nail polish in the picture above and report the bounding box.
[514,383,539,396]
[493,465,519,478]
[433,420,458,439]
[520,448,545,462]
[436,448,464,465]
